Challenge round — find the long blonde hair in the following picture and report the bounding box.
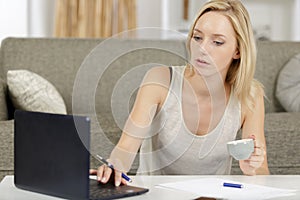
[186,0,263,110]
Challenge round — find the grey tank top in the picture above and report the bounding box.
[137,66,241,175]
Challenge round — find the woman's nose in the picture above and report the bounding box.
[198,41,209,55]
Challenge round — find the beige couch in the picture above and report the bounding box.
[0,37,300,181]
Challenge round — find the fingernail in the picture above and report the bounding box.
[101,177,106,182]
[115,181,120,187]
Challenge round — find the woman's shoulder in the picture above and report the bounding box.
[136,66,173,107]
[250,79,265,98]
[143,66,172,87]
[241,79,265,123]
[141,65,186,98]
[240,79,264,106]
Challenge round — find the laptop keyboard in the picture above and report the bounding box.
[89,179,137,200]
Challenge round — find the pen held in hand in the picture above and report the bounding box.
[96,155,132,183]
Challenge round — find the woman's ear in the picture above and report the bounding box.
[233,49,240,59]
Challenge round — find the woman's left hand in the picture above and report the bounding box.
[239,135,266,175]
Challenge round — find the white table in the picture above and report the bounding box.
[1,175,300,200]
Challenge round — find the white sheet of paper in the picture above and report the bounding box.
[157,178,297,200]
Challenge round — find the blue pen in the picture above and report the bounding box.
[223,182,243,188]
[96,155,132,183]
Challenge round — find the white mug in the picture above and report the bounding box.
[227,139,254,160]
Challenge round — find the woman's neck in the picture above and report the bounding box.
[184,68,230,100]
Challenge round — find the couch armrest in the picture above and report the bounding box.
[0,120,14,181]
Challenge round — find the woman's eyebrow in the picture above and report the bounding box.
[193,28,202,33]
[193,28,226,39]
[212,34,227,39]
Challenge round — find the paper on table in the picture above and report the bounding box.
[157,178,297,200]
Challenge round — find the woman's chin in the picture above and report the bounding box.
[193,66,219,77]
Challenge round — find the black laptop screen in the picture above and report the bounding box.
[14,110,91,200]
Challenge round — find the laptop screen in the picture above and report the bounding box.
[14,110,91,199]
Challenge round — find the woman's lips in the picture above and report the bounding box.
[195,58,210,66]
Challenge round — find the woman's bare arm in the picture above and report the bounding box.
[240,87,270,175]
[95,66,171,185]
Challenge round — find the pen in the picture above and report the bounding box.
[223,182,243,189]
[96,155,132,183]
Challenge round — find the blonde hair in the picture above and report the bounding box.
[186,0,263,110]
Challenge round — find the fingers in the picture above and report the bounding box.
[114,170,123,186]
[121,176,129,185]
[242,135,266,172]
[114,170,129,186]
[247,134,266,157]
[249,134,265,150]
[240,135,267,175]
[249,134,256,140]
[253,140,264,150]
[248,155,264,166]
[96,165,127,186]
[89,169,97,175]
[246,142,265,169]
[240,160,256,175]
[97,165,112,183]
[253,146,265,156]
[252,139,266,158]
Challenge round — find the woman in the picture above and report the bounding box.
[91,0,270,186]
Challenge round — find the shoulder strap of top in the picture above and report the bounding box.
[169,66,173,84]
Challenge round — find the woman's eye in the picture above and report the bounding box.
[193,36,202,41]
[214,41,224,46]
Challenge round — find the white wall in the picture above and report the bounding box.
[293,0,300,41]
[28,0,55,37]
[136,0,162,28]
[0,0,55,44]
[0,0,28,42]
[243,0,295,41]
[0,0,299,43]
[136,0,300,41]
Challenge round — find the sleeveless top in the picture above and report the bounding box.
[137,65,241,175]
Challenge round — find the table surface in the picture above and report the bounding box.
[1,175,300,200]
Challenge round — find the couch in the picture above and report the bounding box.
[0,37,300,181]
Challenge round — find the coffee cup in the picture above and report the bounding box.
[227,139,254,160]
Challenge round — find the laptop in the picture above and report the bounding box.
[14,110,149,200]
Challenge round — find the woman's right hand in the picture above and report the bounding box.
[90,165,127,186]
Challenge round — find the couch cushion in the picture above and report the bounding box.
[0,78,8,120]
[276,53,300,112]
[264,112,300,174]
[7,70,67,114]
[255,42,300,113]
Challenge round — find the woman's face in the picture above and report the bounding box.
[190,11,240,77]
